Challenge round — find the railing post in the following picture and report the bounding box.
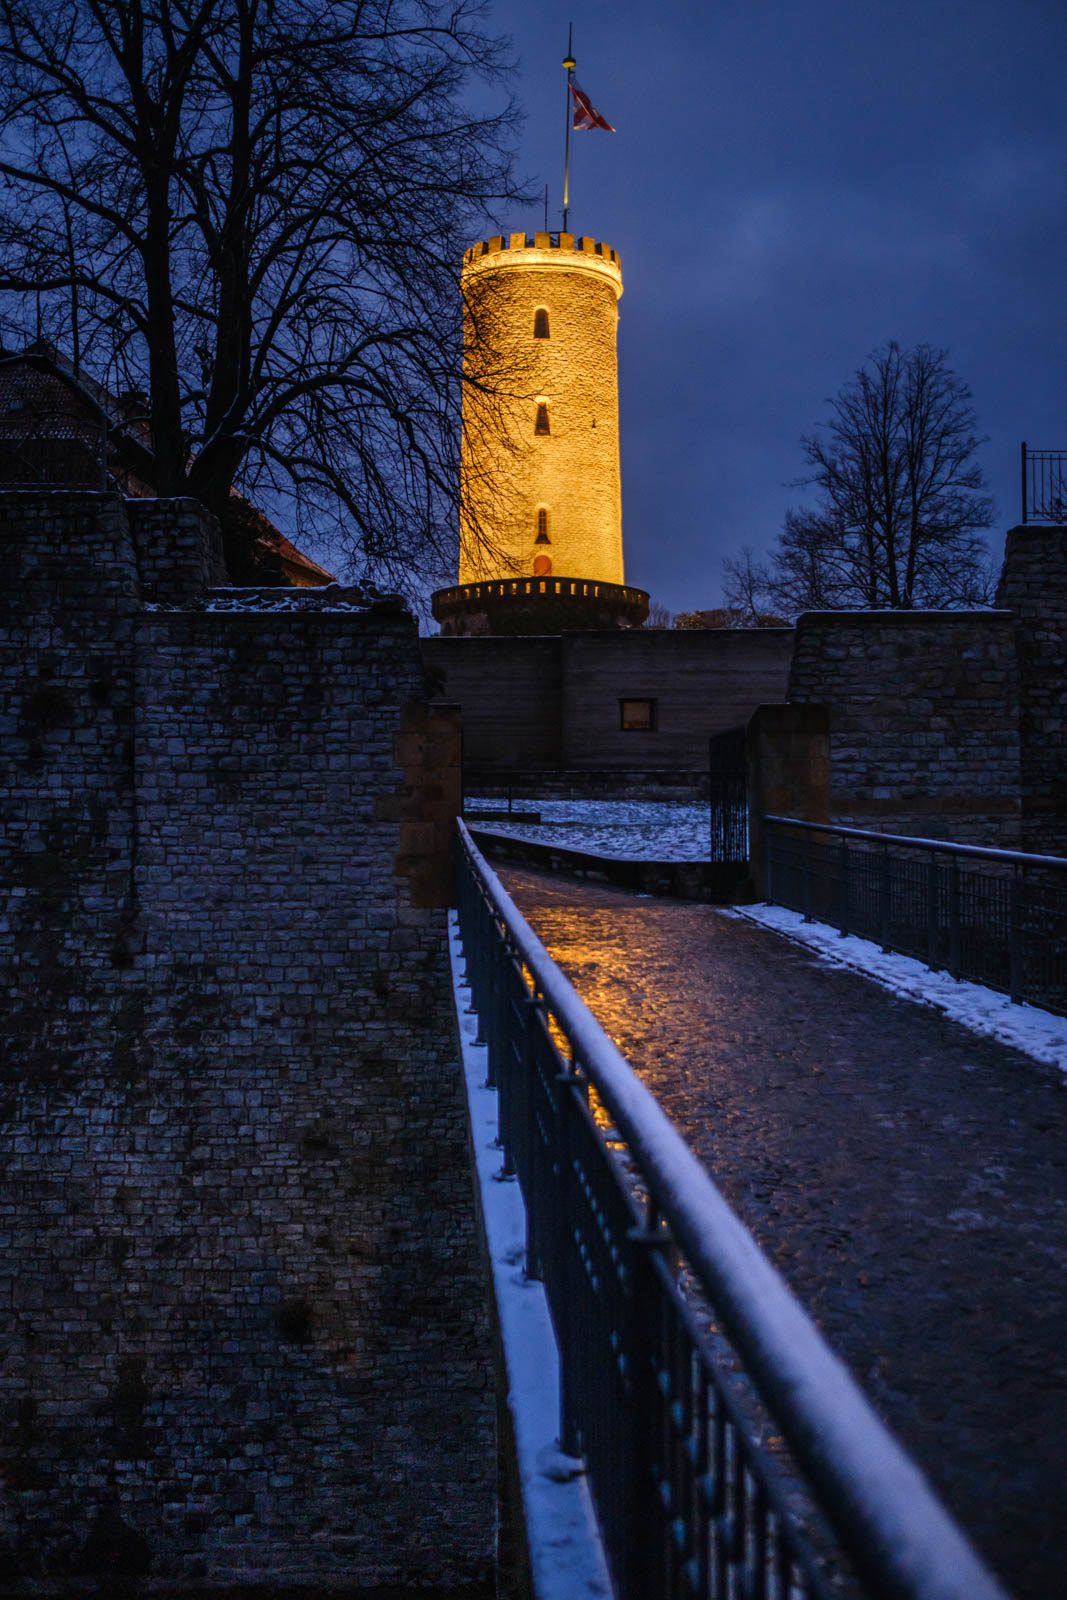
[1021,440,1028,524]
[522,991,545,1278]
[469,898,487,1041]
[765,822,776,903]
[948,854,962,979]
[483,913,502,1088]
[626,1207,672,1600]
[836,837,848,935]
[927,852,940,971]
[802,829,813,922]
[879,842,891,952]
[1009,865,1023,1004]
[555,1068,582,1460]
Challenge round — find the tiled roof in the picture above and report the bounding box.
[0,345,335,583]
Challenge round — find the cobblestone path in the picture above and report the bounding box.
[499,868,1067,1600]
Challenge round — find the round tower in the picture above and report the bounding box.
[433,230,647,634]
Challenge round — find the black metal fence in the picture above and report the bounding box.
[766,817,1067,1016]
[1020,442,1067,524]
[709,726,748,863]
[455,820,1005,1600]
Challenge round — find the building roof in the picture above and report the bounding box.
[0,345,334,586]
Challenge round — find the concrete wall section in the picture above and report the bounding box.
[421,632,564,773]
[560,629,795,771]
[423,628,794,780]
[787,611,1022,846]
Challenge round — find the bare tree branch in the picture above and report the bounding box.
[725,343,995,618]
[0,0,528,583]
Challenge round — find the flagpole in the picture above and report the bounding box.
[562,24,575,232]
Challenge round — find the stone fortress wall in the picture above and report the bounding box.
[777,525,1067,853]
[460,233,625,586]
[786,611,1022,847]
[0,492,492,1592]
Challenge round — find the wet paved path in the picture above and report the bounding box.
[499,868,1067,1600]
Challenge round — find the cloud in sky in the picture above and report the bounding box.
[485,0,1067,613]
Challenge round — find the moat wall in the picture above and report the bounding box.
[0,493,491,1592]
[780,525,1067,852]
[786,610,1023,846]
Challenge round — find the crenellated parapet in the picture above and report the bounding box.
[462,231,622,296]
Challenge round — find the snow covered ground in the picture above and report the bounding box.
[466,797,711,861]
[727,904,1067,1075]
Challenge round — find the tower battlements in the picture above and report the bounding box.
[462,232,622,294]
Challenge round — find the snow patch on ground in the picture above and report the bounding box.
[466,797,710,861]
[448,914,613,1600]
[727,904,1067,1074]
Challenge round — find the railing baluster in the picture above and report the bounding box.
[948,855,961,979]
[1009,865,1023,1004]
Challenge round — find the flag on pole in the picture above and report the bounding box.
[570,79,615,132]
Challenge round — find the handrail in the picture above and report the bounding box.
[765,814,1067,872]
[1020,442,1067,524]
[456,818,1006,1600]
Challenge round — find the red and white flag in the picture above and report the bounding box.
[570,80,615,132]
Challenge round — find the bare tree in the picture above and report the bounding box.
[0,0,524,584]
[643,599,672,629]
[724,343,996,618]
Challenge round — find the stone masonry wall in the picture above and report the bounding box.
[0,494,491,1592]
[131,497,228,606]
[996,524,1067,855]
[0,493,141,1081]
[787,611,1022,846]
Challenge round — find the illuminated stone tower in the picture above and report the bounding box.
[432,231,648,634]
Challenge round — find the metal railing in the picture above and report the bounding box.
[765,817,1067,1016]
[454,819,1006,1600]
[1020,442,1067,523]
[709,726,748,863]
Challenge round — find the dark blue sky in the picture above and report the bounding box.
[485,0,1066,615]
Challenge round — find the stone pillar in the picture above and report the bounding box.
[128,497,227,605]
[384,700,463,908]
[996,524,1067,854]
[747,703,830,899]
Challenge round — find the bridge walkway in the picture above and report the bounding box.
[498,866,1067,1600]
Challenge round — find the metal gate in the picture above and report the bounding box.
[709,725,748,863]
